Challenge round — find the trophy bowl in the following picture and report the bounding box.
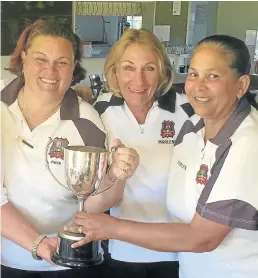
[51,146,109,268]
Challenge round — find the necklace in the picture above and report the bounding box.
[18,88,61,127]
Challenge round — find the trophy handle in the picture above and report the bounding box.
[45,137,70,193]
[91,145,125,196]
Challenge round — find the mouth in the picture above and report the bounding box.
[129,87,147,93]
[40,77,58,84]
[195,97,210,102]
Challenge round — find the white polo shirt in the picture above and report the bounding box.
[94,90,193,263]
[167,97,258,278]
[1,77,106,271]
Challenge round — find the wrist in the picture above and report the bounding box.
[31,235,47,260]
[107,165,118,183]
[110,217,122,239]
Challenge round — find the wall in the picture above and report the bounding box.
[155,1,189,44]
[215,1,258,40]
[215,1,258,73]
[142,2,156,31]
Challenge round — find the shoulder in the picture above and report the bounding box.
[158,88,194,118]
[175,93,195,118]
[232,106,258,145]
[1,101,15,125]
[94,92,114,103]
[94,93,124,116]
[77,97,106,134]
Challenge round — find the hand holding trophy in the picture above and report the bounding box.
[45,139,138,268]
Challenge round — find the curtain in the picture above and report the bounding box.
[76,1,143,16]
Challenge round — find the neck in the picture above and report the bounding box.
[18,86,62,129]
[204,104,236,143]
[128,100,154,124]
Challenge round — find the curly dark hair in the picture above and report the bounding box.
[5,19,86,86]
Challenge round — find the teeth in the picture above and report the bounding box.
[129,88,146,93]
[41,78,57,84]
[196,97,209,102]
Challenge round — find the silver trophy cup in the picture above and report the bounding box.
[47,145,109,268]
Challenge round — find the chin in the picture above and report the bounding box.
[192,107,211,118]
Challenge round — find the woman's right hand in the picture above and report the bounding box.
[64,212,119,248]
[36,237,58,264]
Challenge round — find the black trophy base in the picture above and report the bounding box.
[51,231,104,268]
[51,251,103,268]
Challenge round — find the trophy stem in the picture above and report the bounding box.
[77,196,86,211]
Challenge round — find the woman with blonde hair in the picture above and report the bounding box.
[68,28,193,278]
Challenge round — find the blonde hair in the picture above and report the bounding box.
[104,28,173,98]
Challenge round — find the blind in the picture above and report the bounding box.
[76,1,143,16]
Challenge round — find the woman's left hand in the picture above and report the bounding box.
[109,139,139,181]
[64,211,118,248]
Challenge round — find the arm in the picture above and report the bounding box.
[111,212,231,252]
[69,211,231,252]
[1,200,57,263]
[85,138,139,213]
[1,201,42,250]
[85,177,125,213]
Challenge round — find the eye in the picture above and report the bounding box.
[58,61,68,65]
[208,73,219,79]
[123,66,134,71]
[188,72,198,78]
[143,66,155,71]
[36,57,46,63]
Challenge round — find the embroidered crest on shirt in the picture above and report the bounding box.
[49,137,69,160]
[196,164,209,185]
[160,120,175,138]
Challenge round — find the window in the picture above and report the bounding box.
[126,16,142,29]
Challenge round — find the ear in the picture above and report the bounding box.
[73,60,78,71]
[237,74,250,99]
[21,50,26,63]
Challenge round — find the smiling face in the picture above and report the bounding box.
[21,35,75,103]
[115,43,160,109]
[185,44,245,122]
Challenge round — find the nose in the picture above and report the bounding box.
[194,77,206,92]
[133,70,145,87]
[46,61,57,73]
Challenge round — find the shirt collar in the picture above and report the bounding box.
[193,97,251,145]
[108,88,176,113]
[210,97,251,145]
[1,76,80,120]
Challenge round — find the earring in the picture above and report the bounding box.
[22,69,24,74]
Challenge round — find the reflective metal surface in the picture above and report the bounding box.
[64,146,108,198]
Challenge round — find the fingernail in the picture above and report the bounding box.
[64,226,67,231]
[71,244,76,248]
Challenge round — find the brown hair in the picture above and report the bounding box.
[6,19,86,86]
[104,28,173,98]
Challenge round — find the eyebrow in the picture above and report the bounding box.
[31,51,71,60]
[189,67,220,72]
[120,60,156,65]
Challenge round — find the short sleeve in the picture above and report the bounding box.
[197,136,258,230]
